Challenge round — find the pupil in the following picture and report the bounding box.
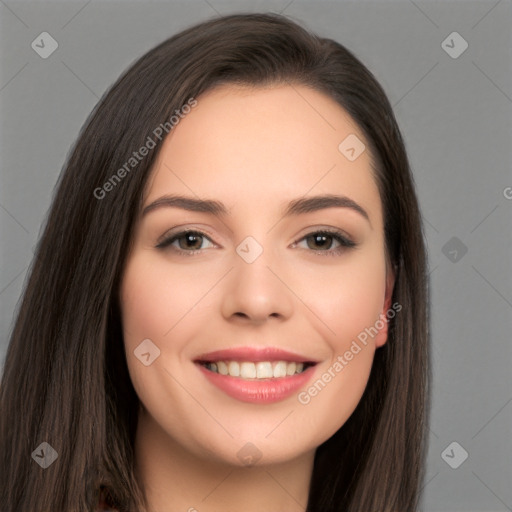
[183,233,201,249]
[309,234,331,250]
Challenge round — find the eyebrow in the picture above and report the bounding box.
[142,193,370,224]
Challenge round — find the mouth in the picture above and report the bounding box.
[193,346,319,403]
[196,360,317,380]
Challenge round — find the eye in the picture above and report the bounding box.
[293,229,356,256]
[156,230,215,254]
[156,228,357,257]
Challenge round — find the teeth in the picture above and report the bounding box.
[240,362,256,379]
[256,362,273,378]
[228,361,240,377]
[202,360,309,379]
[217,361,228,375]
[273,361,287,378]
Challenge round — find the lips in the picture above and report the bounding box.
[193,346,319,403]
[194,346,319,364]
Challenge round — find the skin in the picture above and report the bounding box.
[119,83,395,512]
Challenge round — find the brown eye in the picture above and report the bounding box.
[156,230,214,253]
[176,232,204,250]
[305,233,336,250]
[295,230,356,256]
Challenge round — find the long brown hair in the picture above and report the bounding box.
[0,12,430,512]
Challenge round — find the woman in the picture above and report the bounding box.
[0,12,430,512]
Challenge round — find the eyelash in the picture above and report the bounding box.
[156,228,357,257]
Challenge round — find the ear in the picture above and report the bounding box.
[374,265,396,349]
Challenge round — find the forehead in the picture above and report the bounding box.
[144,84,382,225]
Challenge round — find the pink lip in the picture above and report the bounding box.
[194,346,318,364]
[196,363,317,404]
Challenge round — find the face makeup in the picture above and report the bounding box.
[119,84,394,511]
[194,346,320,403]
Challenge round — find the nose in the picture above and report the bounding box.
[220,249,294,325]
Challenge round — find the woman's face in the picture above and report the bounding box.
[120,84,394,467]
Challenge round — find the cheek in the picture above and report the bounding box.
[297,344,375,444]
[293,248,387,346]
[120,252,207,345]
[290,248,387,435]
[120,262,168,344]
[119,255,197,412]
[119,252,223,406]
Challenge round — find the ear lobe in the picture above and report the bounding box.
[374,267,396,349]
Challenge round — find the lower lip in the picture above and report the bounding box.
[196,363,316,404]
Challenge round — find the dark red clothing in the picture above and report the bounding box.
[97,487,119,511]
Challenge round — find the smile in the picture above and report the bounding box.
[193,346,319,403]
[199,360,312,379]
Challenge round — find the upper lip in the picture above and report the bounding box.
[194,346,319,364]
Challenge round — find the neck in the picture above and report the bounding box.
[133,407,315,512]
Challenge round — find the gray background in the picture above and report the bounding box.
[1,0,511,510]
